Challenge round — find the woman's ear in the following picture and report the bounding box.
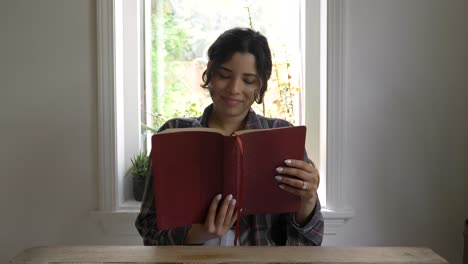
[205,61,214,77]
[254,89,261,103]
[207,83,214,96]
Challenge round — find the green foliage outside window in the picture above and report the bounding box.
[146,0,300,133]
[151,0,202,128]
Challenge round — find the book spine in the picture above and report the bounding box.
[222,137,238,198]
[233,134,246,246]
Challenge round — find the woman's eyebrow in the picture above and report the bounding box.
[219,66,232,72]
[243,73,258,78]
[219,66,257,77]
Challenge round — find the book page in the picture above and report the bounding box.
[234,125,300,135]
[158,127,225,135]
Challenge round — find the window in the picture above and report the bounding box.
[144,0,304,133]
[143,0,324,204]
[96,0,353,237]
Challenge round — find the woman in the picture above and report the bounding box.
[135,27,323,246]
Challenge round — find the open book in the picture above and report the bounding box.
[151,126,306,230]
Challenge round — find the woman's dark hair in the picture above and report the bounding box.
[201,27,272,104]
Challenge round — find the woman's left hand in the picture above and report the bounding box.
[275,159,320,225]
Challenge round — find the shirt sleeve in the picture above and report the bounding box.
[283,197,324,246]
[283,148,324,246]
[134,155,192,245]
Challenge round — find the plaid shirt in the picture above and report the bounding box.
[135,104,324,246]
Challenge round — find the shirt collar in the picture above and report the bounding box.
[198,104,263,130]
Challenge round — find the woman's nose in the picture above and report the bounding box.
[227,77,242,93]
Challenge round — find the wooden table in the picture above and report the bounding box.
[10,246,448,264]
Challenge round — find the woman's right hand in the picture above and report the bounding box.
[184,193,238,245]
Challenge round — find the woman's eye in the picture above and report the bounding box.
[217,72,230,79]
[244,79,256,85]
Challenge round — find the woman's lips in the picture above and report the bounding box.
[222,97,243,106]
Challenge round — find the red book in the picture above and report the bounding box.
[151,126,306,230]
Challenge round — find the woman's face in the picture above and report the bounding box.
[209,52,260,120]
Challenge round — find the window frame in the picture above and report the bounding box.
[95,0,353,238]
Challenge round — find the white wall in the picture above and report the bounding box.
[1,1,138,263]
[330,1,468,263]
[0,0,466,264]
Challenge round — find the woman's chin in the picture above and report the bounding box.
[214,106,247,118]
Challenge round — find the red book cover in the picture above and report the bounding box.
[151,126,306,230]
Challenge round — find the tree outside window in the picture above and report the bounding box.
[146,0,302,134]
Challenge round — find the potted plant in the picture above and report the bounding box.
[129,151,149,201]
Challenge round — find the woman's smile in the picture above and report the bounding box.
[221,96,243,106]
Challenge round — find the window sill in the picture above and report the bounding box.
[90,203,354,237]
[321,208,354,235]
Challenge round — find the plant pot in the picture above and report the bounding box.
[133,176,146,202]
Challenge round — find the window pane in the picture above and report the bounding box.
[147,0,302,131]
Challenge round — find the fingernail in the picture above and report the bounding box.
[284,159,292,165]
[231,199,237,206]
[226,194,233,200]
[279,185,285,189]
[217,194,222,200]
[275,176,282,181]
